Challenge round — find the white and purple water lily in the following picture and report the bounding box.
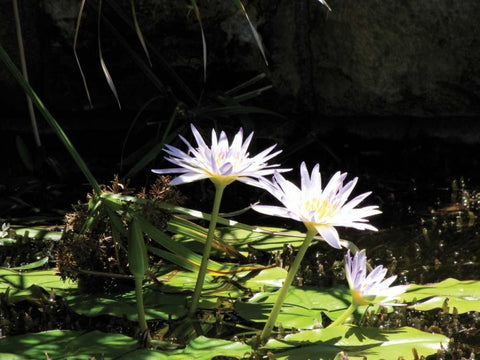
[252,162,381,249]
[152,124,288,188]
[346,249,408,307]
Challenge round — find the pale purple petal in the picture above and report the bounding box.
[315,225,341,249]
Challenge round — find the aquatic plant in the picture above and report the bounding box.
[251,162,381,342]
[152,124,287,316]
[328,249,409,327]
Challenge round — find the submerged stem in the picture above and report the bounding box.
[259,228,316,344]
[189,183,226,316]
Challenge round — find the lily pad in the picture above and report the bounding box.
[65,287,188,321]
[0,330,138,359]
[235,286,350,329]
[116,336,252,359]
[403,278,480,314]
[265,325,449,360]
[0,268,76,303]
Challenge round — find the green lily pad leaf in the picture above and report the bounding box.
[218,227,308,252]
[265,326,449,360]
[235,286,350,329]
[14,227,63,241]
[240,267,288,292]
[156,268,242,297]
[0,268,76,303]
[65,287,188,320]
[0,330,138,359]
[403,278,480,314]
[116,336,252,359]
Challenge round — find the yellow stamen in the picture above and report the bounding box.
[304,198,337,219]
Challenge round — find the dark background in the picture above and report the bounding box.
[2,0,480,219]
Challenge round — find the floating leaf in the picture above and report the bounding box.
[154,267,242,298]
[14,226,63,241]
[264,326,448,360]
[65,287,187,321]
[235,286,350,329]
[240,267,288,291]
[0,268,76,303]
[217,227,308,252]
[403,278,480,314]
[117,336,252,360]
[0,330,138,359]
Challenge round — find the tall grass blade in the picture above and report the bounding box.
[130,0,152,67]
[224,73,266,96]
[97,0,122,109]
[94,0,198,106]
[231,0,268,66]
[73,0,93,108]
[191,0,207,82]
[12,0,41,147]
[317,0,332,11]
[0,45,102,195]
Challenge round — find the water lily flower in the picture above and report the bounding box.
[345,249,408,307]
[253,162,381,249]
[151,124,287,187]
[152,124,287,316]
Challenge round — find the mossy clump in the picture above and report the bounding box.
[56,175,183,294]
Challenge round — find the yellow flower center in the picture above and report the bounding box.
[304,198,337,220]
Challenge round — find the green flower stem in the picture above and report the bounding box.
[189,183,226,316]
[259,228,317,344]
[327,302,357,328]
[134,275,151,344]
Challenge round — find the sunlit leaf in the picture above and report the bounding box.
[264,326,448,360]
[0,330,138,359]
[403,278,480,314]
[217,227,308,252]
[0,268,76,302]
[117,336,252,359]
[235,286,350,329]
[13,226,63,241]
[139,216,270,275]
[170,216,245,259]
[240,267,288,291]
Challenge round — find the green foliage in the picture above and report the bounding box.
[0,330,138,359]
[0,268,76,304]
[65,288,188,321]
[404,278,480,313]
[236,286,351,329]
[0,331,252,360]
[264,325,449,360]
